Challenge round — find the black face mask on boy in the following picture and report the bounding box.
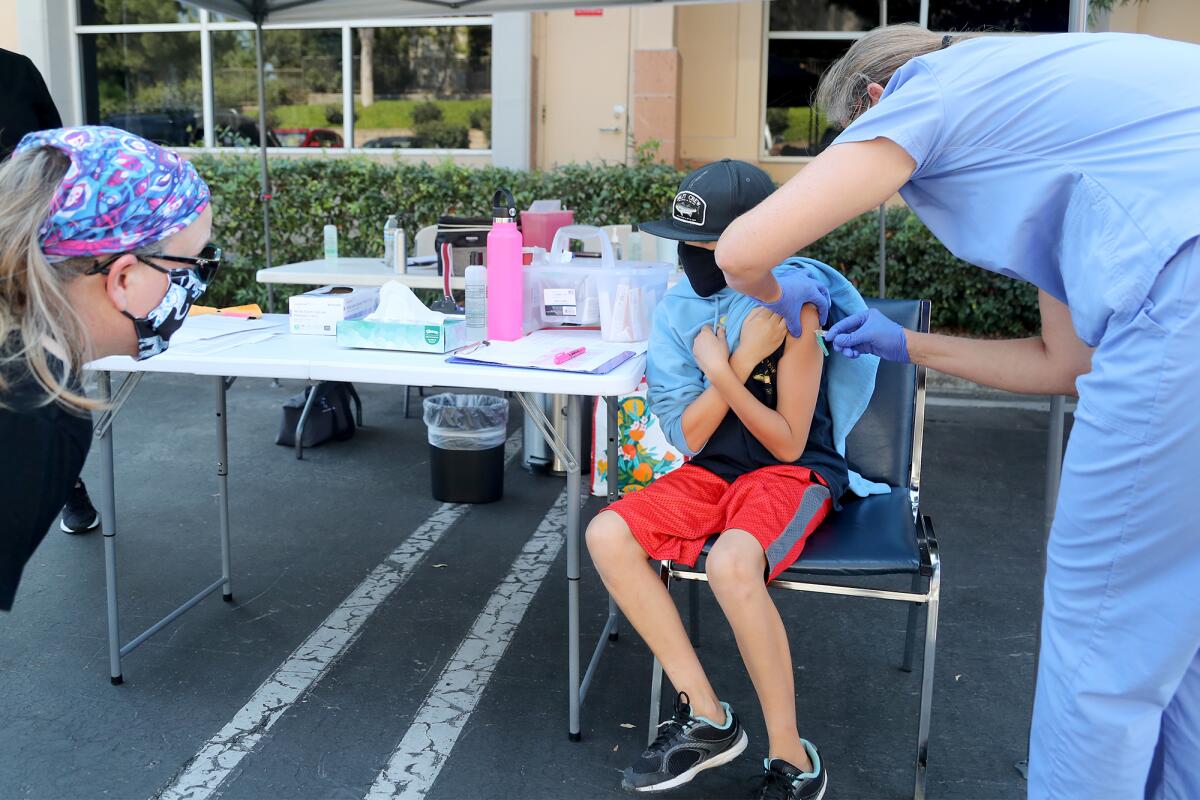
[678,243,727,298]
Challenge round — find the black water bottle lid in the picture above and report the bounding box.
[492,188,517,222]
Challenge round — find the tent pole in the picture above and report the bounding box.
[255,19,274,313]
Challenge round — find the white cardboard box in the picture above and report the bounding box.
[289,285,380,336]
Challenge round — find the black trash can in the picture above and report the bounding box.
[423,393,509,504]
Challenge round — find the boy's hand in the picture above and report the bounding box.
[735,307,788,366]
[693,324,731,377]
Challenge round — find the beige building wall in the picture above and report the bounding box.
[0,0,20,52]
[536,0,1200,180]
[1107,0,1200,41]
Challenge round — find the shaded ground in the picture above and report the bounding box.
[0,374,1056,799]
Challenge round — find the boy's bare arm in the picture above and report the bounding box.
[703,305,822,463]
[683,308,790,453]
[680,349,758,453]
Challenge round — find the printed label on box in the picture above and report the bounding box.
[544,288,578,318]
[424,325,441,345]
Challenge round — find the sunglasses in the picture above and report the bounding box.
[150,243,222,284]
[89,244,222,285]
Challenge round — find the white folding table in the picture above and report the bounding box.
[256,257,465,291]
[87,319,642,741]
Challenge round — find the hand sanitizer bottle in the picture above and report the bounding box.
[323,224,338,261]
[383,214,398,267]
[465,251,487,341]
[486,188,524,341]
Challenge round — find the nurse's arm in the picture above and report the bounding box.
[716,139,916,300]
[905,290,1094,396]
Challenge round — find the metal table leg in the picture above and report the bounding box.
[90,371,239,682]
[294,383,319,460]
[216,377,233,602]
[517,392,619,741]
[606,397,620,643]
[566,394,583,741]
[97,372,123,686]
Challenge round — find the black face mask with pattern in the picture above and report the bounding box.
[678,243,727,298]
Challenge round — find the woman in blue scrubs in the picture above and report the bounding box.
[717,25,1200,800]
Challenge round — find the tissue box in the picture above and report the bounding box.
[336,317,479,353]
[289,285,379,336]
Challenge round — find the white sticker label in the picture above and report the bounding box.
[545,288,576,305]
[544,288,578,318]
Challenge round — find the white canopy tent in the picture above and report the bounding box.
[187,0,680,20]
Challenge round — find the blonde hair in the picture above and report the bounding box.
[816,24,964,128]
[0,146,102,411]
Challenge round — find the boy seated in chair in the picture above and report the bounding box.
[586,160,846,799]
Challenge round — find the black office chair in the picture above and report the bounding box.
[647,298,939,800]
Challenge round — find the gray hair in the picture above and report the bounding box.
[816,24,959,128]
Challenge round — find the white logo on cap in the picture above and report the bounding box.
[672,191,706,227]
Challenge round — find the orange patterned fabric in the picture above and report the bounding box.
[607,463,832,581]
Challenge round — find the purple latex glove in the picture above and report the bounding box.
[824,308,910,362]
[755,271,832,336]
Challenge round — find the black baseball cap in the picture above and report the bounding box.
[638,159,776,242]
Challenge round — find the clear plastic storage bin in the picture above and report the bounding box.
[524,225,670,338]
[596,263,672,342]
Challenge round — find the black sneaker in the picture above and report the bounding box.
[60,480,100,534]
[621,692,747,793]
[756,741,827,800]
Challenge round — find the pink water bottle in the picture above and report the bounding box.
[486,188,524,341]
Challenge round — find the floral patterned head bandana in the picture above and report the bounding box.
[14,126,210,261]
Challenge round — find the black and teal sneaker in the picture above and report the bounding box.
[755,740,828,800]
[621,691,747,793]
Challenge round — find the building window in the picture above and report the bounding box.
[80,30,203,146]
[353,25,492,150]
[79,0,198,25]
[75,0,492,153]
[211,28,344,149]
[762,0,1069,160]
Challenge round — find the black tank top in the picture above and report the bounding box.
[690,344,849,506]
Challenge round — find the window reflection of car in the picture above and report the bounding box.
[275,128,344,148]
[214,110,281,148]
[362,135,417,149]
[101,110,198,147]
[100,108,279,148]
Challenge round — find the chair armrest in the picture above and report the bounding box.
[917,514,939,578]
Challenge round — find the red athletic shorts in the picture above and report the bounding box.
[606,463,834,582]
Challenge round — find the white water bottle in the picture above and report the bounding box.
[465,253,487,340]
[383,214,398,267]
[393,228,407,274]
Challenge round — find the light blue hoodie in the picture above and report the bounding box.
[646,258,891,497]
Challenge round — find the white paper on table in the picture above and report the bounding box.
[172,315,282,346]
[167,329,282,355]
[454,330,646,373]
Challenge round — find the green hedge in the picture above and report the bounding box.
[192,155,1038,336]
[801,207,1040,336]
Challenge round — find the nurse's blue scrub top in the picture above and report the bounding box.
[834,33,1200,346]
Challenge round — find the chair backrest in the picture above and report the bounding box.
[414,224,438,257]
[843,298,930,491]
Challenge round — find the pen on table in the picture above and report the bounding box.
[553,347,587,365]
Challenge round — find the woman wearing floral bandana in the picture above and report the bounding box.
[0,126,215,612]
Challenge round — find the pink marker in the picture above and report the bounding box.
[553,346,587,365]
